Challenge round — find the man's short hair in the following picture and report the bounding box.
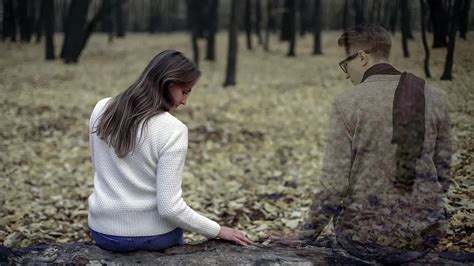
[338,24,392,59]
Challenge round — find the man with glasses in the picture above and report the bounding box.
[274,24,452,264]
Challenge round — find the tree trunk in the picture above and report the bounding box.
[343,0,350,54]
[61,0,68,32]
[375,0,382,24]
[34,0,42,43]
[42,0,55,60]
[420,0,431,78]
[116,0,125,37]
[389,0,399,34]
[149,1,160,33]
[187,0,200,67]
[441,0,462,80]
[2,0,17,42]
[224,0,240,87]
[206,0,219,61]
[61,0,90,63]
[383,0,392,29]
[312,0,322,55]
[18,0,34,42]
[343,0,349,32]
[400,0,410,57]
[255,0,263,44]
[6,239,470,265]
[299,0,307,36]
[76,1,106,59]
[369,0,376,23]
[287,0,297,57]
[354,0,365,25]
[428,0,448,48]
[459,0,470,40]
[102,0,114,43]
[245,0,252,50]
[280,0,292,41]
[405,0,414,39]
[264,0,275,51]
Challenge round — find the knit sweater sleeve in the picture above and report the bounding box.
[300,101,352,240]
[155,123,221,238]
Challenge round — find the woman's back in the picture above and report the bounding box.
[88,97,220,238]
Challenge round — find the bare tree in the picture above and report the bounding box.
[33,1,42,43]
[206,0,219,61]
[61,0,106,63]
[441,0,462,80]
[375,0,383,24]
[186,0,200,67]
[255,0,263,44]
[102,0,114,43]
[245,0,253,50]
[61,0,90,63]
[389,0,399,34]
[354,0,365,25]
[299,0,308,36]
[264,0,276,51]
[312,0,322,55]
[400,0,410,57]
[343,0,349,32]
[280,0,291,41]
[149,1,160,33]
[224,0,240,87]
[428,0,448,48]
[18,0,35,42]
[459,0,471,40]
[405,0,414,39]
[369,0,376,23]
[77,0,107,56]
[2,0,17,42]
[287,0,297,57]
[420,0,431,78]
[382,0,392,28]
[41,0,55,60]
[116,0,126,37]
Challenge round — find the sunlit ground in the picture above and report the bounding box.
[0,31,472,252]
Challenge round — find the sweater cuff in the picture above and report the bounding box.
[204,221,221,238]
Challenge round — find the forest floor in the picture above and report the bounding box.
[0,32,472,253]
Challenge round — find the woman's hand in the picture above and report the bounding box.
[218,226,253,247]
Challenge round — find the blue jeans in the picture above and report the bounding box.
[90,227,184,252]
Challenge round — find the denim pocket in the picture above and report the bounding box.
[91,230,124,252]
[142,228,184,251]
[143,236,169,251]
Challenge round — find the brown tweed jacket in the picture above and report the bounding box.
[302,74,452,251]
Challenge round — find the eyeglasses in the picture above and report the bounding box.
[338,49,372,73]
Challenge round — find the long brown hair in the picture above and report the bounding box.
[95,50,200,158]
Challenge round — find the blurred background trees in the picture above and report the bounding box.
[1,0,472,81]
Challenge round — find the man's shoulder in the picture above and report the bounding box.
[424,83,448,101]
[332,81,377,107]
[417,81,449,115]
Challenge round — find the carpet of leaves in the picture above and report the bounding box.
[0,32,472,252]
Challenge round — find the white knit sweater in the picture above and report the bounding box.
[87,97,221,238]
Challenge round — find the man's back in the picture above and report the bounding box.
[305,73,452,252]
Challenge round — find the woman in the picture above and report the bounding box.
[87,50,251,252]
